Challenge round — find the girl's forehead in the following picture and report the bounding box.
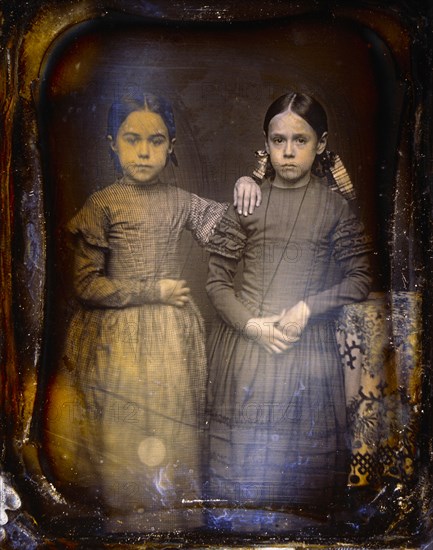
[119,110,169,135]
[268,109,315,135]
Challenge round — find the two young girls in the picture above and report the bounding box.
[43,91,260,532]
[45,88,371,535]
[205,92,372,532]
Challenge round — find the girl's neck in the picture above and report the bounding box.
[272,173,312,189]
[121,174,161,187]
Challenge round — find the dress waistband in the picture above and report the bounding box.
[237,293,338,323]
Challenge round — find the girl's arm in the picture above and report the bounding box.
[207,206,298,353]
[278,202,372,329]
[186,178,262,246]
[206,252,252,329]
[69,195,190,308]
[206,207,291,353]
[186,194,229,247]
[205,206,252,327]
[303,251,371,317]
[207,253,291,354]
[305,203,372,316]
[73,237,161,308]
[73,236,190,308]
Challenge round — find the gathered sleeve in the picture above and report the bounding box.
[186,193,229,247]
[206,208,253,329]
[305,201,373,317]
[67,196,160,308]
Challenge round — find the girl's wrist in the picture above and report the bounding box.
[300,300,311,319]
[140,279,161,303]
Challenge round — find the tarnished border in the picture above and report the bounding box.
[1,1,432,547]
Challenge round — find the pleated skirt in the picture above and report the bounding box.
[53,301,207,532]
[205,317,349,528]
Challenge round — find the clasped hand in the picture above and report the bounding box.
[244,301,311,355]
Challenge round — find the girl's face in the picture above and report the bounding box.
[110,110,174,185]
[265,109,327,188]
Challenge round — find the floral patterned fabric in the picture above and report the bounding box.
[336,291,422,488]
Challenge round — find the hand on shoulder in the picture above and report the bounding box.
[233,177,262,216]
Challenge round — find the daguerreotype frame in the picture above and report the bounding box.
[1,0,433,548]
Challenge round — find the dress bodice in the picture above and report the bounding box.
[206,177,372,325]
[68,180,227,281]
[239,182,337,313]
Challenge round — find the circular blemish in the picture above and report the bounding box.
[137,437,166,467]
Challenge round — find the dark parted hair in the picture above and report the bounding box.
[107,89,177,171]
[263,92,333,176]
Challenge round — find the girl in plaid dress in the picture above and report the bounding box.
[43,90,259,533]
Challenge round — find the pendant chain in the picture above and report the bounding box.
[259,180,311,316]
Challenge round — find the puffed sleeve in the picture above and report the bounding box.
[206,207,253,329]
[305,201,373,317]
[68,196,160,307]
[185,193,229,246]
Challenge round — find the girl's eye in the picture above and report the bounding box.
[273,137,284,144]
[297,137,307,145]
[150,137,166,146]
[126,136,139,145]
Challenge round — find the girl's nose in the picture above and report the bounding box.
[284,141,295,157]
[137,141,150,157]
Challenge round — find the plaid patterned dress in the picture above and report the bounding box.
[205,177,372,531]
[59,179,226,532]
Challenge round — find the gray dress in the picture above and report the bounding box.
[205,177,372,530]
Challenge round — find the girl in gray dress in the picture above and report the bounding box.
[205,92,372,533]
